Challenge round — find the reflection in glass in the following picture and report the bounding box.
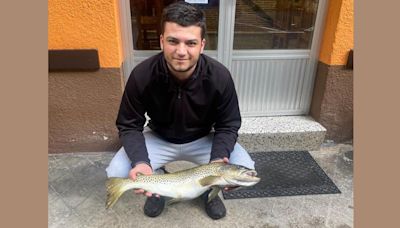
[233,0,319,50]
[130,0,219,50]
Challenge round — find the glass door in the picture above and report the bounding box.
[123,0,327,116]
[229,0,325,116]
[233,0,318,49]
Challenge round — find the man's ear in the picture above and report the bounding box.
[200,38,206,53]
[160,35,164,50]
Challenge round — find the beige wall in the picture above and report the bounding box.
[311,0,354,142]
[49,69,123,153]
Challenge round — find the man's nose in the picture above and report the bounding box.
[176,43,187,55]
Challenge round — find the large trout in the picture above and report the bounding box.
[106,162,260,209]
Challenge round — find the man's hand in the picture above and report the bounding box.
[210,157,229,164]
[129,163,160,197]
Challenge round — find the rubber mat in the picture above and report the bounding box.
[222,151,341,199]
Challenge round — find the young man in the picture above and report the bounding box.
[106,2,255,219]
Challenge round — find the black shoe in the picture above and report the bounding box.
[143,195,165,217]
[201,190,226,220]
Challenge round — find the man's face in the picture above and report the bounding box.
[160,22,205,80]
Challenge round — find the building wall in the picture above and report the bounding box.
[310,0,354,142]
[48,0,124,153]
[48,0,354,152]
[48,0,123,67]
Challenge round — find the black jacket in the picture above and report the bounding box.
[116,52,241,167]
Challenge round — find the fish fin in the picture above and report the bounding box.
[166,198,181,206]
[207,187,221,203]
[105,177,131,209]
[199,176,221,187]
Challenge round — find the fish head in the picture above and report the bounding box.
[217,164,260,187]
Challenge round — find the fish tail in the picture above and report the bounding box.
[105,177,133,209]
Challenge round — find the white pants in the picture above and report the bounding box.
[106,129,255,178]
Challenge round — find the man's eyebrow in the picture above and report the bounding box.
[166,37,198,42]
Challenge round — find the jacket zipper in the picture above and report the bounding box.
[177,87,182,99]
[175,87,184,136]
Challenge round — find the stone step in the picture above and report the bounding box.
[238,116,326,152]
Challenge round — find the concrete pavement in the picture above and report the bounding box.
[48,141,353,228]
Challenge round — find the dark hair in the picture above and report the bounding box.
[161,1,207,39]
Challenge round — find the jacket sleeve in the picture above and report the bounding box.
[116,74,151,168]
[210,74,241,161]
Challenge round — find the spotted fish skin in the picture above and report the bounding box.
[105,162,260,209]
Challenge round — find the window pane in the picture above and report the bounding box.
[233,0,319,49]
[130,0,219,50]
[198,2,219,50]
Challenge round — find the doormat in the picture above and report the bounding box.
[222,151,341,199]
